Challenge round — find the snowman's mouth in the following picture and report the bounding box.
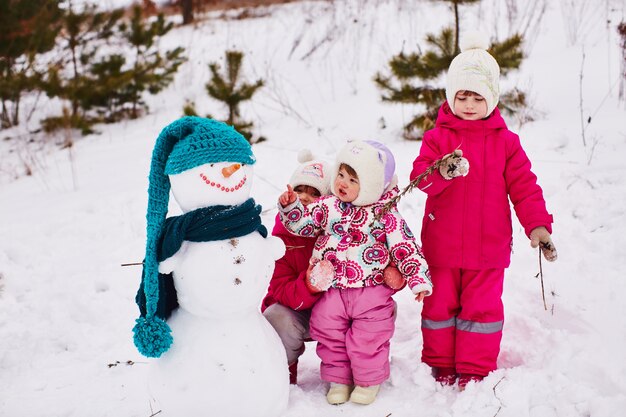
[199,173,247,192]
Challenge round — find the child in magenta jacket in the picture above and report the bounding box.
[279,140,432,405]
[410,32,558,389]
[261,150,331,385]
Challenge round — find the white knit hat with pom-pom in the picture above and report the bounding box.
[446,30,501,117]
[289,149,331,196]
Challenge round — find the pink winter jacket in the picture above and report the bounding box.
[410,102,553,269]
[261,215,321,313]
[279,186,432,295]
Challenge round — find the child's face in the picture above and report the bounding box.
[454,91,488,120]
[294,185,321,207]
[334,166,360,203]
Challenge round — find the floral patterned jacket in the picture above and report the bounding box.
[278,186,432,295]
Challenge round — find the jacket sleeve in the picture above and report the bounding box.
[267,249,321,311]
[278,198,325,237]
[504,133,553,237]
[409,129,455,197]
[384,209,433,296]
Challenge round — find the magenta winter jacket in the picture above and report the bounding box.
[261,215,321,313]
[410,102,553,269]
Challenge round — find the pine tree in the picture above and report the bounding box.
[205,50,265,143]
[0,0,62,128]
[116,5,186,120]
[43,3,185,132]
[374,0,525,140]
[42,2,124,133]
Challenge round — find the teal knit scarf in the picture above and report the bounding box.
[134,198,267,349]
[158,197,267,262]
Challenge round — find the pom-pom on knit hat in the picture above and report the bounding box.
[446,30,501,117]
[331,140,396,207]
[134,116,255,358]
[289,149,331,196]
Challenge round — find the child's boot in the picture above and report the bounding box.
[288,360,298,385]
[432,366,457,386]
[326,383,352,405]
[349,384,380,405]
[458,373,484,391]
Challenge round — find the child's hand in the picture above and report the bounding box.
[383,263,405,290]
[439,149,470,180]
[415,291,427,302]
[279,184,298,207]
[530,226,558,262]
[305,258,334,293]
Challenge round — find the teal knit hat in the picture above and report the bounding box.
[133,116,255,358]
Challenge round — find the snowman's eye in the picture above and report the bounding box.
[241,164,246,167]
[210,164,214,167]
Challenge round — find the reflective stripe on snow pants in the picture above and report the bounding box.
[456,318,503,334]
[422,317,456,330]
[422,317,503,333]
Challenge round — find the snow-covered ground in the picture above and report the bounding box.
[1,0,625,416]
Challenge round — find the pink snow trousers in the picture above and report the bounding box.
[421,267,504,376]
[309,285,395,387]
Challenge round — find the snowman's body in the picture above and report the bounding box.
[147,162,288,416]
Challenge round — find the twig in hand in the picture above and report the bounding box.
[374,149,461,222]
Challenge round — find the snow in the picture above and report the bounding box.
[1,0,626,416]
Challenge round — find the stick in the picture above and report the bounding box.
[579,47,587,147]
[121,262,143,267]
[492,376,505,417]
[374,149,461,222]
[538,247,547,311]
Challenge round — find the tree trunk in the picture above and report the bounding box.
[180,0,194,25]
[454,2,460,53]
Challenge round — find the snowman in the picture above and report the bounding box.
[133,117,288,416]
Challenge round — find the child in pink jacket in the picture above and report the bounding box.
[279,140,432,405]
[261,150,331,385]
[410,32,558,389]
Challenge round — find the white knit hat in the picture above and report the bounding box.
[330,140,396,207]
[446,31,500,117]
[289,149,331,196]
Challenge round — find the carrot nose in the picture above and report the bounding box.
[222,163,241,178]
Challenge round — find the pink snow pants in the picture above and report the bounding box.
[309,285,395,387]
[421,267,504,376]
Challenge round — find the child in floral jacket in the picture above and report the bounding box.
[278,140,432,405]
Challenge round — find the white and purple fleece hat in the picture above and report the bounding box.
[331,140,397,206]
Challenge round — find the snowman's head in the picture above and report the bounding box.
[135,117,256,358]
[170,162,254,211]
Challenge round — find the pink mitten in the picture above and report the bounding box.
[383,264,405,290]
[305,259,334,293]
